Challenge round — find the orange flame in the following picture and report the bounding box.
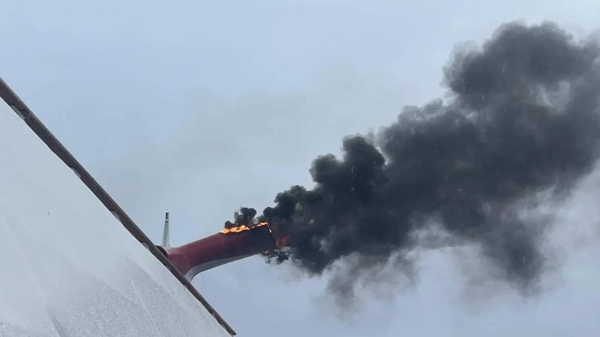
[219,225,250,234]
[219,222,290,257]
[219,222,269,235]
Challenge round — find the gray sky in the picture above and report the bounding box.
[2,1,600,336]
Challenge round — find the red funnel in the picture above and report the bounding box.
[162,224,276,281]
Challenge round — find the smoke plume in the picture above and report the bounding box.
[229,21,600,301]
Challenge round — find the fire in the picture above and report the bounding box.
[219,222,291,256]
[219,225,250,234]
[219,222,269,235]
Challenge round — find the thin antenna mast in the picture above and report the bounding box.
[162,210,170,247]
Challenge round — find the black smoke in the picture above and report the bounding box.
[229,21,600,301]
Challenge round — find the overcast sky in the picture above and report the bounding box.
[2,1,600,336]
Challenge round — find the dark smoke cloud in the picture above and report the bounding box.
[229,21,600,301]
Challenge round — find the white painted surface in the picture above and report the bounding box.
[0,100,231,337]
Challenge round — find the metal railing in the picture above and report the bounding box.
[0,78,237,336]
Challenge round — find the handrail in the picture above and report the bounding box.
[0,78,237,336]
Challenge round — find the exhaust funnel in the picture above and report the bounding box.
[162,224,276,281]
